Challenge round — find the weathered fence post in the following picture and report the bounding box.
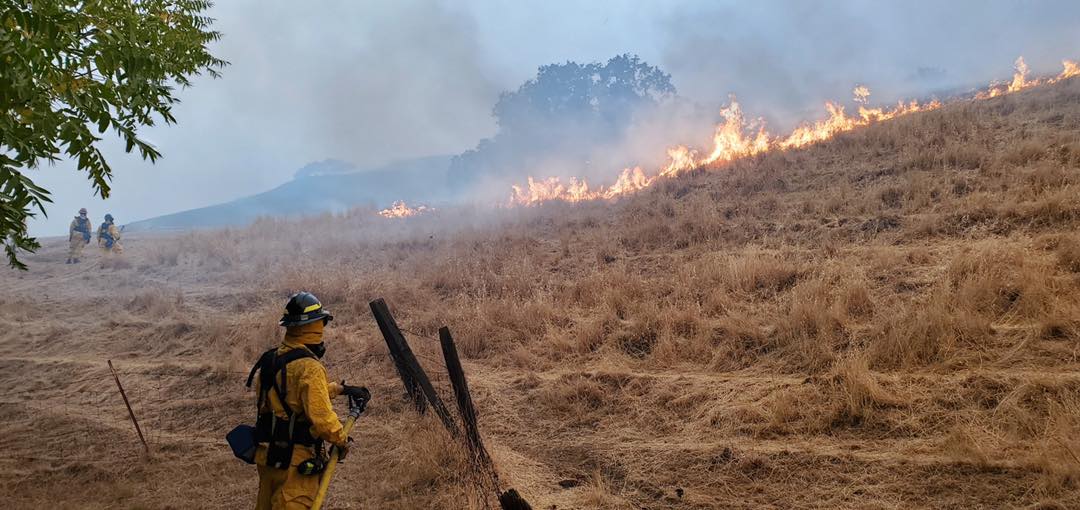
[107,360,149,455]
[440,327,532,510]
[369,298,425,413]
[439,327,492,466]
[369,298,460,437]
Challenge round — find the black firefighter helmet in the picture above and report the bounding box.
[279,291,334,327]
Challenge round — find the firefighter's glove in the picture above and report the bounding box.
[342,384,370,400]
[342,384,371,411]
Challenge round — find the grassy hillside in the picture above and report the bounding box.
[2,78,1079,509]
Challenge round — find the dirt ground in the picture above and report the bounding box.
[2,80,1080,509]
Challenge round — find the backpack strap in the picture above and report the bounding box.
[247,348,277,410]
[248,347,315,416]
[246,348,275,387]
[271,348,316,415]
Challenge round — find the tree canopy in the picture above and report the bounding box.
[493,54,675,134]
[1,0,226,268]
[449,54,675,191]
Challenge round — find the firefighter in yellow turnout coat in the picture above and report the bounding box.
[97,214,123,254]
[250,292,365,509]
[67,208,92,263]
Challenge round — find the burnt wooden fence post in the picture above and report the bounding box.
[369,298,460,437]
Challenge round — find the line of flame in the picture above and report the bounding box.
[506,57,1079,207]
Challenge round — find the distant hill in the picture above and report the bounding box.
[126,156,452,231]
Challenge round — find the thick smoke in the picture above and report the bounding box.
[26,1,1080,235]
[28,0,506,235]
[659,0,1080,129]
[213,0,502,169]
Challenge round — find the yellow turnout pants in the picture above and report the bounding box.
[255,446,320,510]
[68,237,87,259]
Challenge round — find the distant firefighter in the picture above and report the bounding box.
[67,208,92,264]
[97,214,123,254]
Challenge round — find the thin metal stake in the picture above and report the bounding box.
[107,360,149,454]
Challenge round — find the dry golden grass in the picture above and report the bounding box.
[3,78,1080,508]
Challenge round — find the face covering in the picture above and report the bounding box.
[307,342,327,359]
[285,320,324,345]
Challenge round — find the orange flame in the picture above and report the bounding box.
[659,145,698,178]
[1055,59,1079,81]
[507,166,657,205]
[496,56,1077,208]
[702,98,772,165]
[974,56,1080,99]
[378,201,431,218]
[605,167,653,198]
[1008,56,1030,92]
[780,102,856,150]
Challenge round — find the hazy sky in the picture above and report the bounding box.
[27,0,1080,235]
